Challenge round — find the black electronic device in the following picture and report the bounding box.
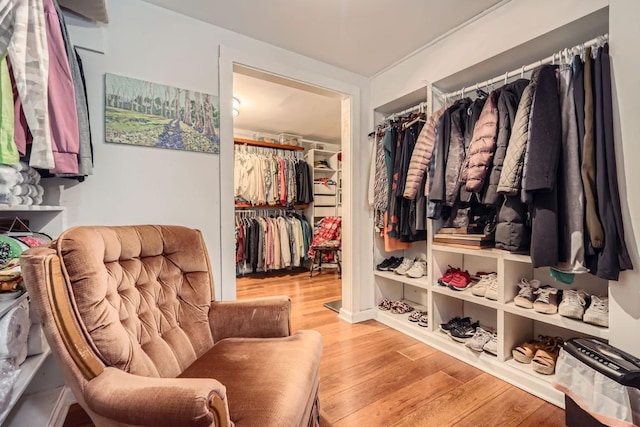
[564,337,640,388]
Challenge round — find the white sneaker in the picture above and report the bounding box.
[513,278,542,309]
[394,257,415,275]
[406,256,427,278]
[465,327,493,352]
[484,275,499,301]
[483,333,498,355]
[558,289,589,319]
[583,295,609,327]
[471,273,497,297]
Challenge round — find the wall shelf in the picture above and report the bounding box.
[233,137,304,151]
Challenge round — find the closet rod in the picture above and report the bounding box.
[437,33,608,100]
[385,101,427,121]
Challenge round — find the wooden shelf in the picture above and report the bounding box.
[235,203,309,209]
[234,138,304,151]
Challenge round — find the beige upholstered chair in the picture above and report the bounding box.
[20,225,322,427]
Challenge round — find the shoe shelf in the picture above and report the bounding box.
[503,357,555,385]
[375,301,430,342]
[431,244,532,263]
[502,301,609,339]
[430,284,502,310]
[373,270,429,290]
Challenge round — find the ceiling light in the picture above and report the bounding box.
[233,108,240,118]
[233,97,241,109]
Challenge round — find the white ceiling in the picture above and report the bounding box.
[142,0,504,77]
[233,68,342,143]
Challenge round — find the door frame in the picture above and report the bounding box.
[218,45,366,321]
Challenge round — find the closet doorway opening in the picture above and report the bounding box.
[231,64,346,313]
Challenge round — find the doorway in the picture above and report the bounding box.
[218,47,361,319]
[232,64,343,310]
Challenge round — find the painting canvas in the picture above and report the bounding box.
[105,74,220,154]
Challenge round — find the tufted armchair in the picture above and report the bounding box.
[20,225,323,427]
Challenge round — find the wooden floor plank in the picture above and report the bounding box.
[516,403,566,427]
[333,371,462,427]
[389,373,511,427]
[453,387,545,427]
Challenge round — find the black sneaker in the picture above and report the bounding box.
[450,321,480,343]
[438,316,471,334]
[387,257,404,271]
[376,257,397,271]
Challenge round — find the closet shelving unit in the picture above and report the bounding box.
[305,148,341,221]
[373,33,611,408]
[0,205,71,427]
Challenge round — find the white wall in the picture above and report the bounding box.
[371,0,608,109]
[608,0,640,356]
[59,0,371,303]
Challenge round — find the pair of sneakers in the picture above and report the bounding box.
[465,327,498,355]
[471,273,498,300]
[559,290,609,327]
[394,255,428,278]
[376,257,403,271]
[513,279,559,314]
[437,266,472,290]
[439,316,479,341]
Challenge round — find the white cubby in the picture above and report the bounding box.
[373,238,610,408]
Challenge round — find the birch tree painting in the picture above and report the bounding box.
[105,74,220,154]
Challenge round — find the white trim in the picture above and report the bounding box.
[338,308,376,323]
[219,46,363,312]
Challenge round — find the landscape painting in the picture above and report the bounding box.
[105,74,220,154]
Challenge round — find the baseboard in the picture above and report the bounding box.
[338,308,376,323]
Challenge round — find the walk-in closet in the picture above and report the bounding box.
[232,67,344,279]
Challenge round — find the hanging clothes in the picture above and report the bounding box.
[555,65,587,273]
[235,211,312,275]
[53,0,92,178]
[234,145,311,207]
[0,56,18,165]
[591,44,633,280]
[7,0,54,170]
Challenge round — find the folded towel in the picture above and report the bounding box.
[0,167,21,186]
[0,300,30,362]
[0,193,22,206]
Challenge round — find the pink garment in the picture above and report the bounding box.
[7,58,31,157]
[44,0,79,174]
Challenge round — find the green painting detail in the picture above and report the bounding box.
[105,73,220,154]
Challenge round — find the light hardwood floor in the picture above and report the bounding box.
[65,269,566,427]
[237,269,566,427]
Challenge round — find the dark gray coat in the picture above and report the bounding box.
[483,79,529,206]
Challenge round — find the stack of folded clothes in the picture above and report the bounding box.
[0,243,23,302]
[0,162,45,206]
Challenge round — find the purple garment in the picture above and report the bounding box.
[44,0,79,174]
